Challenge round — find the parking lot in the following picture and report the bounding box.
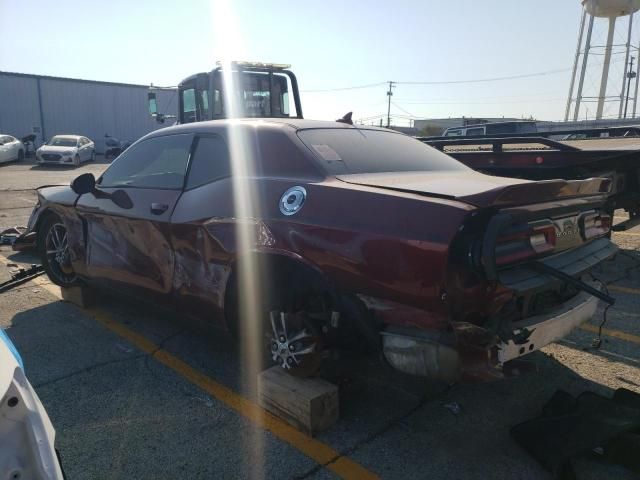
[1,157,639,479]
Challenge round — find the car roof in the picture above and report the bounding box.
[145,118,395,139]
[52,134,82,139]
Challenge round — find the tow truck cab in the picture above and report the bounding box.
[148,61,303,124]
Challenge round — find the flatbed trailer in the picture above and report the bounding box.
[420,134,640,231]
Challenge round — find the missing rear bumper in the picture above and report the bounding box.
[497,282,601,363]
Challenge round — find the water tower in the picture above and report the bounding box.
[565,0,640,121]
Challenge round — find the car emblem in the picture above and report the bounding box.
[279,186,306,216]
[555,217,578,238]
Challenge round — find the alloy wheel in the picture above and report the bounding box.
[44,222,76,284]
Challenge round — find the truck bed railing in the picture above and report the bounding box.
[418,125,640,143]
[423,137,581,153]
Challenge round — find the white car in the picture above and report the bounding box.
[36,135,95,167]
[0,135,25,164]
[1,329,64,479]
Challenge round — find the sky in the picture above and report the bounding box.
[0,0,633,126]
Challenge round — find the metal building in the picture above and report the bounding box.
[0,71,177,153]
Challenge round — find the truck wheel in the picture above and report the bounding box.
[38,214,78,287]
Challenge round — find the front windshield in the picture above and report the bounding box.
[297,128,470,175]
[47,137,78,147]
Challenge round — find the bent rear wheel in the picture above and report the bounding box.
[38,215,78,287]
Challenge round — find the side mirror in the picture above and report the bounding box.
[148,92,158,116]
[70,173,95,195]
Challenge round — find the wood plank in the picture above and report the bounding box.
[258,366,338,436]
[61,285,96,308]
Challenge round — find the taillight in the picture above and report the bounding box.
[495,221,556,267]
[580,211,611,239]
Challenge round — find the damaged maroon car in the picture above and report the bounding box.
[18,119,617,381]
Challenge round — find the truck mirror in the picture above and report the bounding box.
[148,92,158,115]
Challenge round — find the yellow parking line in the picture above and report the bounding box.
[2,267,377,480]
[579,323,640,346]
[609,285,640,296]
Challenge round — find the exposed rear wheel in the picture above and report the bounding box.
[38,215,78,287]
[268,311,324,378]
[227,263,330,378]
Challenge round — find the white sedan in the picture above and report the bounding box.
[0,135,25,164]
[36,135,95,167]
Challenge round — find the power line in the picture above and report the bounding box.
[302,82,387,93]
[396,68,573,85]
[302,68,573,95]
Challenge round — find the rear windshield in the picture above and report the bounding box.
[297,128,468,175]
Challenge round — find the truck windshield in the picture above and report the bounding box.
[297,129,469,175]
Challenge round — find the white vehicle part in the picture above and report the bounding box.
[0,342,63,480]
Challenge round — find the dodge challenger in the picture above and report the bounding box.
[15,119,617,381]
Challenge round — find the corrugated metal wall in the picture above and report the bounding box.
[0,71,177,153]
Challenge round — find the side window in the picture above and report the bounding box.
[465,127,485,136]
[186,136,231,189]
[99,134,193,189]
[182,88,197,123]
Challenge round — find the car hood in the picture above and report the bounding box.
[38,146,77,153]
[336,171,610,208]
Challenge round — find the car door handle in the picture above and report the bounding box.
[150,203,169,215]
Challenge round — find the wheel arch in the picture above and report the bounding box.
[223,250,339,331]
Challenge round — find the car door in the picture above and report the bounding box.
[81,138,92,160]
[6,136,18,160]
[77,138,87,161]
[0,136,9,162]
[75,133,194,297]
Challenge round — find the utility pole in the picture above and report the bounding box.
[624,56,636,118]
[386,81,395,128]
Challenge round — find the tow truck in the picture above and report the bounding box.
[147,61,303,124]
[419,126,640,232]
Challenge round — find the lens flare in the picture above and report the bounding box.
[211,1,266,476]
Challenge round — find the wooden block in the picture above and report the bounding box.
[258,366,338,436]
[61,285,96,308]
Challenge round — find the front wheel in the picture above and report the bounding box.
[73,154,80,167]
[38,215,78,287]
[91,150,96,162]
[17,150,24,162]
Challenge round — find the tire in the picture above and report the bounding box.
[38,214,78,287]
[91,150,95,162]
[226,263,327,377]
[74,154,80,167]
[17,150,24,162]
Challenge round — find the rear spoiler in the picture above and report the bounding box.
[458,177,611,208]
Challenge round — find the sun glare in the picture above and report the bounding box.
[210,1,267,477]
